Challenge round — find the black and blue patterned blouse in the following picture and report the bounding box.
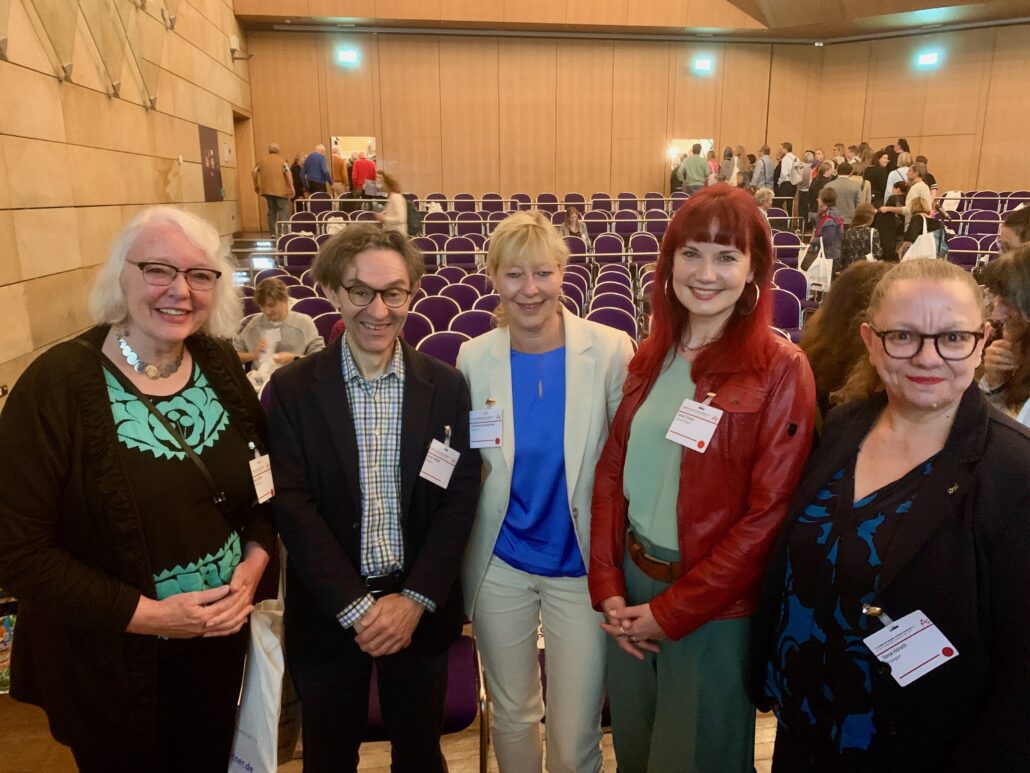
[764,455,937,766]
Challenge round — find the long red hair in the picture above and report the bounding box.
[632,184,774,381]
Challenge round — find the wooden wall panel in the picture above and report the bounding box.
[864,39,928,140]
[565,0,627,26]
[440,0,504,23]
[323,34,380,139]
[632,0,688,28]
[667,43,722,140]
[503,0,566,26]
[610,42,672,196]
[805,41,869,151]
[978,25,1030,189]
[919,29,993,137]
[717,44,771,154]
[377,35,443,193]
[374,0,441,21]
[498,39,557,194]
[766,45,821,151]
[439,37,500,195]
[555,41,614,196]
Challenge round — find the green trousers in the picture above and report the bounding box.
[605,535,755,773]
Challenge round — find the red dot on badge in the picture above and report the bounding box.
[494,438,501,445]
[697,440,705,449]
[942,647,954,657]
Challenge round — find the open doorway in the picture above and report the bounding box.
[666,138,715,193]
[233,111,260,234]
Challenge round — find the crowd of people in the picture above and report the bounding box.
[0,175,1028,773]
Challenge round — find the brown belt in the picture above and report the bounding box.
[627,532,683,583]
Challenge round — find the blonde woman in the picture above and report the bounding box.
[457,211,635,773]
[375,172,408,235]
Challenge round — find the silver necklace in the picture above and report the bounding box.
[116,328,183,379]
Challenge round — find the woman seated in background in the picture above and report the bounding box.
[374,172,408,236]
[898,197,946,259]
[754,258,1030,771]
[235,278,325,365]
[980,245,1030,426]
[755,187,775,221]
[558,205,588,240]
[799,260,893,418]
[999,207,1030,254]
[590,185,815,773]
[0,206,275,770]
[457,211,635,773]
[839,203,884,273]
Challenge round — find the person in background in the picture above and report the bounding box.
[302,143,333,195]
[671,153,688,194]
[876,181,908,260]
[776,142,799,200]
[846,145,861,165]
[755,187,775,222]
[980,246,1030,426]
[864,150,890,209]
[331,147,348,197]
[839,203,884,273]
[823,162,863,226]
[268,225,480,772]
[253,142,294,235]
[351,152,378,194]
[734,145,753,186]
[750,146,775,192]
[884,152,912,204]
[590,185,815,773]
[914,154,937,190]
[678,144,708,194]
[234,278,325,366]
[813,187,844,274]
[706,150,720,183]
[999,208,1030,254]
[799,260,893,418]
[831,143,846,166]
[897,197,945,259]
[558,206,589,240]
[807,162,835,228]
[457,211,635,773]
[847,162,872,205]
[718,147,736,185]
[754,258,1030,771]
[291,153,308,208]
[0,207,275,770]
[375,172,408,236]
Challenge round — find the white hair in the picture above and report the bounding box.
[88,206,242,339]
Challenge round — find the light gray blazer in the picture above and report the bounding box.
[455,309,634,618]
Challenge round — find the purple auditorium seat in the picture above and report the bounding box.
[473,294,501,313]
[428,233,449,251]
[593,283,633,301]
[426,192,448,207]
[417,331,471,367]
[314,234,331,246]
[440,283,480,309]
[550,210,566,226]
[510,193,532,211]
[481,192,505,213]
[591,193,613,212]
[560,296,580,315]
[436,265,467,283]
[243,298,260,316]
[586,307,637,340]
[965,210,1000,237]
[291,297,337,317]
[772,231,803,267]
[419,274,449,296]
[443,236,478,268]
[453,193,476,213]
[590,292,636,315]
[669,191,689,211]
[413,295,462,329]
[595,272,632,290]
[461,273,493,295]
[254,268,288,284]
[464,233,486,249]
[767,207,791,232]
[307,191,333,215]
[773,267,818,312]
[644,209,669,238]
[563,265,591,288]
[628,231,660,264]
[561,282,584,310]
[772,288,802,331]
[287,284,317,300]
[423,211,451,238]
[969,190,1001,213]
[401,311,434,347]
[412,236,439,270]
[644,192,665,211]
[412,288,427,303]
[449,310,496,338]
[563,236,590,263]
[283,235,318,268]
[487,211,509,233]
[455,212,484,237]
[1007,190,1030,209]
[613,209,641,239]
[289,211,317,233]
[276,235,296,251]
[352,210,378,222]
[617,192,639,211]
[582,211,610,241]
[536,193,559,214]
[310,312,339,342]
[592,234,625,264]
[947,236,979,269]
[598,262,631,277]
[239,285,255,298]
[563,192,586,211]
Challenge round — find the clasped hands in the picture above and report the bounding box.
[601,595,667,660]
[354,593,425,658]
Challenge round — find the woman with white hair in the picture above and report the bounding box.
[0,206,275,770]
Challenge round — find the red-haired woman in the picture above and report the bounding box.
[589,184,816,772]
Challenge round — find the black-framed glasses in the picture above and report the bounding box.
[869,326,984,361]
[127,260,221,291]
[343,284,412,308]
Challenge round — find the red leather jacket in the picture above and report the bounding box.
[589,333,816,641]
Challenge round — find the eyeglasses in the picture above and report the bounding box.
[127,260,221,291]
[869,326,984,361]
[342,284,412,308]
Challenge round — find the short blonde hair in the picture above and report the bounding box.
[486,211,568,327]
[755,188,774,207]
[833,259,984,404]
[89,206,241,339]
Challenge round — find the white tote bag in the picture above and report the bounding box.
[229,560,301,773]
[865,228,876,262]
[902,215,937,261]
[801,238,833,295]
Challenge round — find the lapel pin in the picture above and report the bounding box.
[947,483,959,495]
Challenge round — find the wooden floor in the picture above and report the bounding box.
[1,692,775,772]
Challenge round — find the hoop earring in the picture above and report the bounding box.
[738,281,760,315]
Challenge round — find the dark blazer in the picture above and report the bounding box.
[0,325,275,754]
[751,384,1030,772]
[267,338,480,662]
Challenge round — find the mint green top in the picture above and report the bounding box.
[624,354,694,551]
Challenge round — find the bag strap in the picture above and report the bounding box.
[73,338,230,514]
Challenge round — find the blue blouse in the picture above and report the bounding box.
[493,347,584,577]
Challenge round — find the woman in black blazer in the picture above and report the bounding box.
[752,258,1030,772]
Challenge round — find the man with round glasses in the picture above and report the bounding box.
[266,224,481,772]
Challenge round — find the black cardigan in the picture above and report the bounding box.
[0,325,275,754]
[750,384,1030,772]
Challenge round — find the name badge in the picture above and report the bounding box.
[666,398,723,453]
[863,609,959,687]
[419,439,460,489]
[469,409,503,448]
[248,454,275,504]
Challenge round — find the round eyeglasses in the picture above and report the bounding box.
[127,260,221,291]
[869,326,984,361]
[342,285,412,308]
